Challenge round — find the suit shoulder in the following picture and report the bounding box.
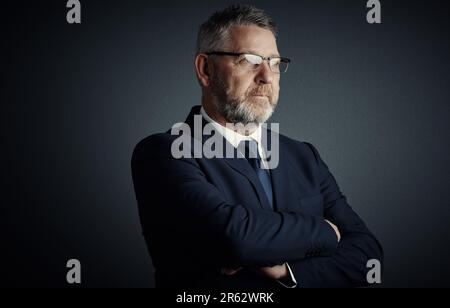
[278,133,315,152]
[132,132,177,162]
[278,133,321,162]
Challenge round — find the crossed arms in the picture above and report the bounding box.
[132,134,383,288]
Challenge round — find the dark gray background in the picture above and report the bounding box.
[2,0,450,287]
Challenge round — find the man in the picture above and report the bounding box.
[132,5,383,288]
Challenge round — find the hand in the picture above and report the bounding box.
[254,263,289,280]
[221,263,289,281]
[221,267,242,276]
[325,219,341,242]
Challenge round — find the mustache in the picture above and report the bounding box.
[248,86,273,97]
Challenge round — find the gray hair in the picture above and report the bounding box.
[196,5,278,54]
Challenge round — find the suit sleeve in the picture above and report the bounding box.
[131,135,339,268]
[288,143,384,288]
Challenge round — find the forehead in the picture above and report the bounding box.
[227,25,279,57]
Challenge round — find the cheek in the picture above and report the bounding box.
[274,77,280,89]
[231,77,252,94]
[273,81,280,95]
[271,83,280,103]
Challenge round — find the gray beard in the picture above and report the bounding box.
[210,74,275,125]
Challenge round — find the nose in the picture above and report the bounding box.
[254,61,273,85]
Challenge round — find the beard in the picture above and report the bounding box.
[210,72,278,125]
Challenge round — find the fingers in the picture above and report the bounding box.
[325,219,341,242]
[221,267,243,276]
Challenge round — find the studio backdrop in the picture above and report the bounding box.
[2,0,450,287]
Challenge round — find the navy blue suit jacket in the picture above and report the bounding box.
[131,105,383,288]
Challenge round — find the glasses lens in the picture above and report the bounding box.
[238,54,289,73]
[242,54,262,70]
[271,58,289,74]
[270,58,281,73]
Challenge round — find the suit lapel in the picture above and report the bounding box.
[267,133,316,212]
[223,154,273,211]
[258,127,293,212]
[269,141,292,212]
[184,105,273,211]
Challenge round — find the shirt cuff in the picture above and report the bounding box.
[276,263,298,288]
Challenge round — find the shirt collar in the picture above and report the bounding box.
[200,106,269,169]
[200,106,263,149]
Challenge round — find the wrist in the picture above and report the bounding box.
[276,263,289,280]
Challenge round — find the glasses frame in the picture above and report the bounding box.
[205,51,291,74]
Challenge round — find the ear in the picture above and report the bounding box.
[195,54,212,87]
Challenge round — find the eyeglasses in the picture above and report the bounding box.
[205,51,291,74]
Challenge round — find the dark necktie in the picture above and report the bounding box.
[238,139,274,210]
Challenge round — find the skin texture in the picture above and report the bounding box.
[196,25,280,132]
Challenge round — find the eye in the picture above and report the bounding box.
[243,54,262,65]
[270,58,281,68]
[237,55,247,64]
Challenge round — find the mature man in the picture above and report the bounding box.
[132,5,383,288]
